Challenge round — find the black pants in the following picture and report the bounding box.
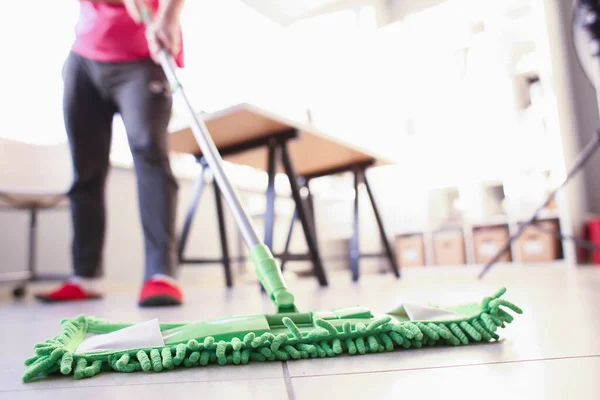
[62,52,178,281]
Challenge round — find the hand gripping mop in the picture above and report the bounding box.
[21,4,523,382]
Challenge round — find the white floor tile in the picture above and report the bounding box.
[292,356,600,400]
[2,264,599,397]
[286,266,600,376]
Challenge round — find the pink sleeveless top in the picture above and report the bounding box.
[71,0,184,67]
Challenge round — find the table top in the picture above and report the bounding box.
[167,103,390,177]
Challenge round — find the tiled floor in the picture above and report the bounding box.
[1,265,599,399]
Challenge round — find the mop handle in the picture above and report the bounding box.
[137,2,296,312]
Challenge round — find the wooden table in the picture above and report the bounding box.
[168,103,400,286]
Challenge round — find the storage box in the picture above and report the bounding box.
[472,225,512,264]
[395,234,425,267]
[514,220,561,262]
[432,231,466,266]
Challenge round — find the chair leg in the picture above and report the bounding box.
[214,184,233,288]
[280,142,328,286]
[363,170,400,278]
[28,208,38,281]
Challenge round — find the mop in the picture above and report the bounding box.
[21,3,522,382]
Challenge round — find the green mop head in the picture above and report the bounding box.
[22,287,522,382]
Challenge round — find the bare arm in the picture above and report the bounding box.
[157,0,184,21]
[146,0,185,61]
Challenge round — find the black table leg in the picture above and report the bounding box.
[304,177,319,241]
[363,170,400,278]
[259,139,279,293]
[350,169,361,282]
[264,139,278,251]
[214,184,233,288]
[178,164,206,262]
[280,142,328,286]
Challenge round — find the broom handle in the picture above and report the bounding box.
[137,3,296,312]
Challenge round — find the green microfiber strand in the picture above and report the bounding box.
[22,287,522,383]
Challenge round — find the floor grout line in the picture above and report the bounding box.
[290,354,600,379]
[282,362,296,400]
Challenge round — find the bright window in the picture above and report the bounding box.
[1,1,79,145]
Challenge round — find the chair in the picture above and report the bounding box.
[0,139,71,297]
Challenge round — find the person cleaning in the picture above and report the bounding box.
[35,0,185,307]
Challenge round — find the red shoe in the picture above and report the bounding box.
[35,282,103,303]
[138,278,183,307]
